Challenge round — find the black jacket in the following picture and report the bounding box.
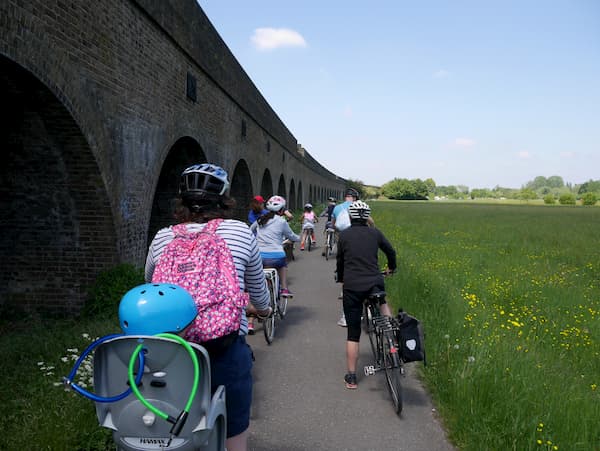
[336,223,397,291]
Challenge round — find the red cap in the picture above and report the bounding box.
[254,195,265,203]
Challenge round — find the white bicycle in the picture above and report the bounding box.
[262,268,292,344]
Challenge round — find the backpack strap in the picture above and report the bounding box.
[203,218,224,235]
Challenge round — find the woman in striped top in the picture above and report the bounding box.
[145,164,270,451]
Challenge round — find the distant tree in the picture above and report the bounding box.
[424,178,436,194]
[382,178,428,200]
[559,193,576,205]
[543,194,556,205]
[518,189,538,201]
[547,175,564,188]
[456,185,469,195]
[581,192,598,206]
[470,188,492,199]
[578,179,600,194]
[526,176,548,191]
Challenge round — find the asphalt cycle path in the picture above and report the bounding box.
[246,221,454,451]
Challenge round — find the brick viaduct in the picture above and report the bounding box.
[0,0,346,314]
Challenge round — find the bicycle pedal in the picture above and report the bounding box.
[364,365,376,376]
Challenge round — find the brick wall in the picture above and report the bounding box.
[0,0,346,314]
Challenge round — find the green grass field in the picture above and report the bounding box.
[373,201,599,451]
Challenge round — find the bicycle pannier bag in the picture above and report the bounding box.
[397,311,426,364]
[152,219,248,343]
[335,208,351,231]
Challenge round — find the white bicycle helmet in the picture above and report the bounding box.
[348,200,371,220]
[266,195,286,212]
[179,163,230,198]
[304,203,313,209]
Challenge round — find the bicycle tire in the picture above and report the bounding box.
[364,303,378,359]
[307,235,312,252]
[263,274,277,344]
[384,334,403,415]
[325,233,331,260]
[278,294,288,318]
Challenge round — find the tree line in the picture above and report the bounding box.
[347,176,600,206]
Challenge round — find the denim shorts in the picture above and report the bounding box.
[210,335,253,437]
[262,257,287,269]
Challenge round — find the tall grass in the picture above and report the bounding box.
[374,201,599,451]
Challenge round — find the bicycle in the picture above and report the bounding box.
[324,225,336,260]
[302,227,315,252]
[262,268,292,344]
[362,289,404,415]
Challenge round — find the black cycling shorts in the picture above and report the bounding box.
[342,284,386,342]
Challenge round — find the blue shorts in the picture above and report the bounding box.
[262,257,287,269]
[210,335,253,437]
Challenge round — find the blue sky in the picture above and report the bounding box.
[199,1,599,189]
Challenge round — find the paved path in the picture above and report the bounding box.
[246,221,454,451]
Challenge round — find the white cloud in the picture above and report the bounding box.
[560,151,575,158]
[517,151,531,159]
[251,28,307,51]
[434,69,450,78]
[454,138,475,148]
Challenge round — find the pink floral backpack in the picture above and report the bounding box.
[151,219,249,342]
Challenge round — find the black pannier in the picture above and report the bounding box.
[397,311,426,365]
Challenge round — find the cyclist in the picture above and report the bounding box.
[326,196,336,222]
[332,188,359,327]
[336,200,396,389]
[145,163,271,451]
[248,195,268,225]
[299,203,318,251]
[250,195,300,295]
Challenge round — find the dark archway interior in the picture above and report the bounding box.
[297,181,303,209]
[289,179,296,211]
[148,137,206,245]
[277,174,286,200]
[0,56,117,315]
[230,159,253,221]
[260,168,273,200]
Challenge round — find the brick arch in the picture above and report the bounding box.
[0,55,117,314]
[148,137,207,244]
[260,168,273,200]
[230,159,253,221]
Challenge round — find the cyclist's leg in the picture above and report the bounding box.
[343,288,366,374]
[300,229,308,250]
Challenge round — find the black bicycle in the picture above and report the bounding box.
[362,289,404,415]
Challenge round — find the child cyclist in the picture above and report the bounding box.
[250,195,300,295]
[335,200,397,389]
[299,203,318,251]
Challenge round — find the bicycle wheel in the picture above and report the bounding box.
[325,233,331,260]
[307,234,312,251]
[383,333,403,415]
[277,294,288,318]
[363,303,377,359]
[263,275,277,344]
[263,307,275,344]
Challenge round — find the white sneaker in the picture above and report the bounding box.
[337,316,347,327]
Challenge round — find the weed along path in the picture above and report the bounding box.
[246,221,454,451]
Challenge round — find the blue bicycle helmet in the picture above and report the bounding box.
[118,283,197,335]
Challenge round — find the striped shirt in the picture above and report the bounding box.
[145,219,270,335]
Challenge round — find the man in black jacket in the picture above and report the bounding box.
[336,200,397,389]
